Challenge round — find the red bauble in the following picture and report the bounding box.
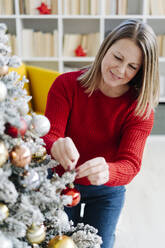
[61,186,81,207]
[37,3,51,14]
[5,118,27,138]
[75,45,87,57]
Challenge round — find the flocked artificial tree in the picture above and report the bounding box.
[0,23,102,248]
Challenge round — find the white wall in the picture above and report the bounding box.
[115,136,165,248]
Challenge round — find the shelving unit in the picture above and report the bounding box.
[0,0,165,102]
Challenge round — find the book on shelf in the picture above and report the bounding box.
[22,29,34,57]
[53,30,58,57]
[51,0,58,14]
[80,0,90,15]
[22,29,58,57]
[90,0,99,15]
[149,0,165,15]
[157,35,163,57]
[44,32,54,57]
[157,34,165,57]
[34,31,44,57]
[105,0,117,15]
[117,0,127,15]
[162,36,165,57]
[62,0,99,15]
[62,0,71,15]
[70,0,80,15]
[104,0,127,15]
[86,32,100,56]
[63,32,100,57]
[0,0,14,15]
[7,34,17,55]
[159,75,165,97]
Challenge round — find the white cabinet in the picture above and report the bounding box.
[0,0,165,102]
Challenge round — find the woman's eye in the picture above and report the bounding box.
[129,65,137,70]
[114,55,121,60]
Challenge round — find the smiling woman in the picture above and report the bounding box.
[99,38,143,97]
[43,19,160,248]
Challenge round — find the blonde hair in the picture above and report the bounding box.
[78,19,160,119]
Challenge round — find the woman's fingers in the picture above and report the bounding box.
[76,157,107,177]
[76,157,109,185]
[64,137,80,168]
[50,137,79,170]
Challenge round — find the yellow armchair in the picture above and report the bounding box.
[10,64,60,114]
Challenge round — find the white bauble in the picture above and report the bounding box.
[0,80,7,101]
[32,114,50,137]
[0,232,12,248]
[0,203,9,221]
[27,223,46,244]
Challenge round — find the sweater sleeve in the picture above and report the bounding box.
[105,108,154,187]
[42,74,73,154]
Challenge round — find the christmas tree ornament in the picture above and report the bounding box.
[37,2,51,14]
[18,169,40,190]
[32,146,47,162]
[61,184,81,207]
[0,232,12,248]
[26,223,46,244]
[0,203,9,221]
[0,65,9,76]
[0,80,7,101]
[5,118,27,138]
[31,114,50,137]
[0,140,8,167]
[48,235,77,248]
[10,144,32,168]
[75,45,87,57]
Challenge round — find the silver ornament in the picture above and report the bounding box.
[19,169,40,190]
[0,81,7,101]
[31,114,50,137]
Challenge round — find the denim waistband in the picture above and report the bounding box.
[74,184,126,198]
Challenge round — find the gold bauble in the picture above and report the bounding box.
[47,235,77,248]
[0,203,9,221]
[27,223,46,244]
[0,65,9,76]
[32,146,47,162]
[0,141,8,167]
[10,144,32,168]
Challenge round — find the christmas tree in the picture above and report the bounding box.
[0,23,102,248]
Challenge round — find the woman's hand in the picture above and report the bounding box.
[50,137,80,171]
[76,157,109,185]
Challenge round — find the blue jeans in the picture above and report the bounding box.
[65,184,126,248]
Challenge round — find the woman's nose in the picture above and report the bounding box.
[117,63,126,75]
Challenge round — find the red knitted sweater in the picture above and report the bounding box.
[43,70,154,186]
